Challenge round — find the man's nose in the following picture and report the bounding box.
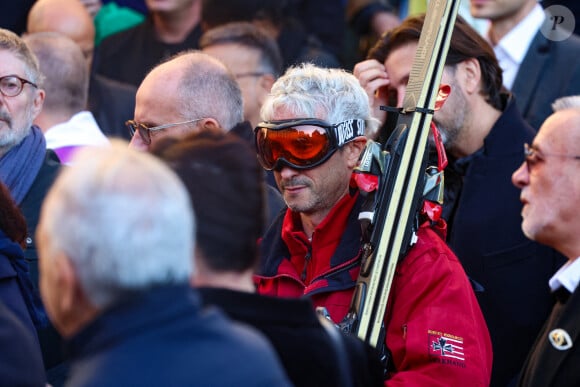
[511,162,529,189]
[278,165,299,180]
[128,132,149,152]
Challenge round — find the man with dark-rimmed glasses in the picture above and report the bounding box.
[0,27,63,385]
[513,95,580,387]
[254,63,493,386]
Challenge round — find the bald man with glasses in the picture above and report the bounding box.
[127,50,242,151]
[127,49,285,227]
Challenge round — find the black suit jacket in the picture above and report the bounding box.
[88,74,136,140]
[511,31,580,130]
[518,287,580,386]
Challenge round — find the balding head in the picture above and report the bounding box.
[129,50,243,151]
[24,32,89,124]
[26,0,95,64]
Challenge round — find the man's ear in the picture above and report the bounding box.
[346,137,367,169]
[56,254,82,314]
[53,253,100,337]
[31,89,45,119]
[458,58,482,95]
[199,117,223,131]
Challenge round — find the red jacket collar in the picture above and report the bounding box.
[281,191,359,284]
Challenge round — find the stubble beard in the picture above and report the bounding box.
[0,106,34,151]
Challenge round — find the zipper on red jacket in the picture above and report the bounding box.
[300,246,312,282]
[318,258,360,282]
[303,257,362,296]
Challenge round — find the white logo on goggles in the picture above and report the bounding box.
[336,119,365,146]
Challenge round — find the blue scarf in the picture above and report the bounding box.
[0,126,47,205]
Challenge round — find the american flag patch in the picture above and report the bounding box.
[428,330,465,362]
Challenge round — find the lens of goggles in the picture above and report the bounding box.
[255,119,337,170]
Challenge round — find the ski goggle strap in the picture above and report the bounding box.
[254,118,366,170]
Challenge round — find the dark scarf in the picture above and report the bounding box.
[0,125,46,204]
[0,230,49,328]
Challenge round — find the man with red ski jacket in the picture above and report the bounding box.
[254,63,492,386]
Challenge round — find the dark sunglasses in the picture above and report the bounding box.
[254,118,365,170]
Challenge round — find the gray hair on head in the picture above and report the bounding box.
[170,50,244,130]
[0,28,44,86]
[40,140,195,308]
[260,63,378,135]
[552,95,580,112]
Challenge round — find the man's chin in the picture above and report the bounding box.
[285,200,310,214]
[0,132,17,148]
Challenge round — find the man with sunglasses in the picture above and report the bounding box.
[512,96,580,387]
[255,63,493,386]
[0,28,66,384]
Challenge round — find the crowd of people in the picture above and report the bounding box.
[1,0,579,386]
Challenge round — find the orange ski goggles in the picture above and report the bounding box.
[254,118,365,170]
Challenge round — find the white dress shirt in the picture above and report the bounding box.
[44,111,110,164]
[45,111,109,148]
[488,4,545,90]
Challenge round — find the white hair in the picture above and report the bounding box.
[42,140,195,308]
[260,63,379,135]
[552,95,580,112]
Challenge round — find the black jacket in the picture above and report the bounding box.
[88,74,136,140]
[518,287,580,386]
[66,286,291,387]
[199,287,384,387]
[93,16,202,87]
[511,31,580,130]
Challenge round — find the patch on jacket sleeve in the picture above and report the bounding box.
[428,330,466,368]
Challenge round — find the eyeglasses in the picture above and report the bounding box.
[0,75,38,97]
[126,118,205,145]
[524,143,580,172]
[254,118,365,170]
[234,72,267,80]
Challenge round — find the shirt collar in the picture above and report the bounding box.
[490,4,545,65]
[549,256,580,293]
